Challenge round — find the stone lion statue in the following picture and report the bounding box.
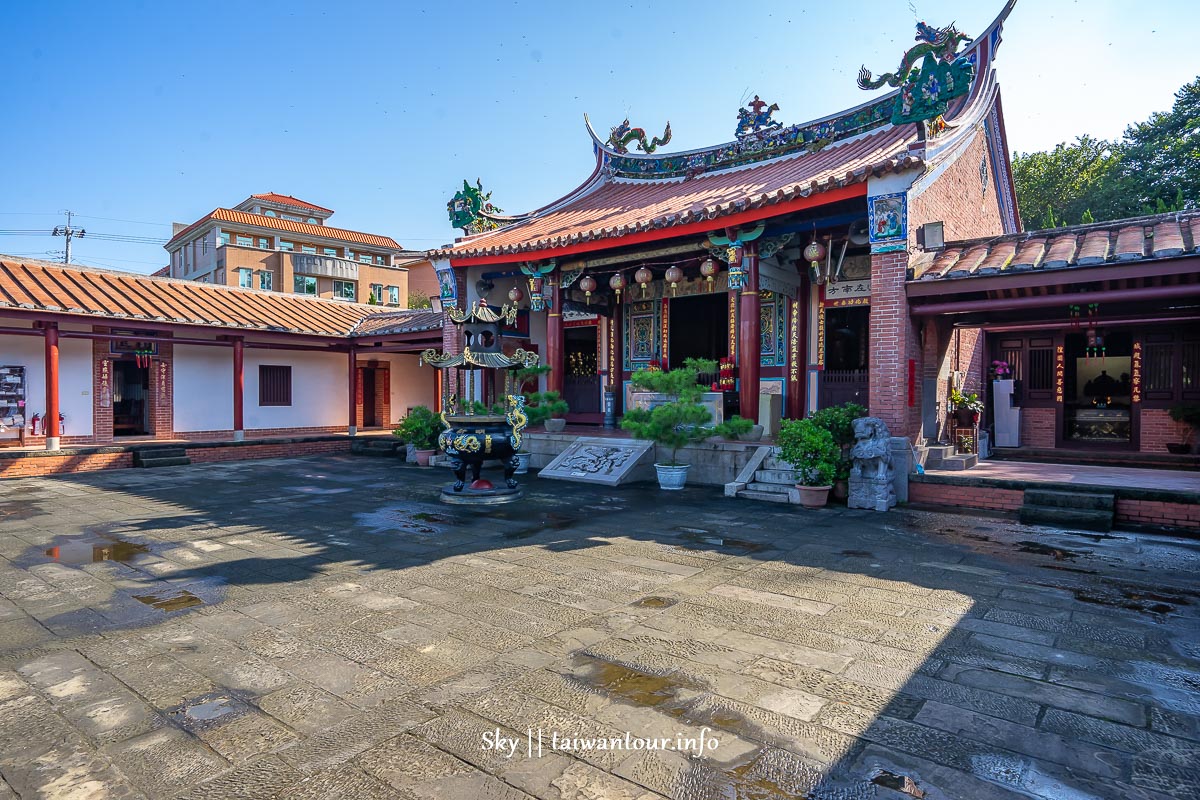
[849,416,896,511]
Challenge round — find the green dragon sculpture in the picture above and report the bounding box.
[607,119,672,154]
[857,20,972,90]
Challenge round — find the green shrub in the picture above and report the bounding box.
[777,418,839,487]
[807,402,867,481]
[621,359,744,465]
[393,406,442,450]
[524,390,569,427]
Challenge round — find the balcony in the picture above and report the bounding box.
[290,253,359,280]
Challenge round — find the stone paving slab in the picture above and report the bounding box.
[1,454,1200,798]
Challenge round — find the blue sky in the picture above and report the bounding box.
[2,0,1194,273]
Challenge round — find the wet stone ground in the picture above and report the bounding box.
[1,456,1200,799]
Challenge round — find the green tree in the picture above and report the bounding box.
[1011,136,1133,230]
[1119,77,1200,213]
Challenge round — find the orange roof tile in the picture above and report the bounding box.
[167,208,401,250]
[251,193,334,214]
[910,211,1200,284]
[438,125,920,260]
[0,256,399,338]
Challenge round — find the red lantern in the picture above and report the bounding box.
[609,272,626,301]
[634,267,653,298]
[508,286,524,303]
[579,274,597,304]
[664,265,683,296]
[700,257,718,289]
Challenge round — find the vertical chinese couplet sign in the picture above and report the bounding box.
[660,297,669,370]
[727,293,737,365]
[1054,345,1065,403]
[788,299,800,384]
[99,359,111,408]
[1131,341,1143,404]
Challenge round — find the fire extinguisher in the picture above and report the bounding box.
[30,413,40,436]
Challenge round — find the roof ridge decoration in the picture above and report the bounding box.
[735,96,783,137]
[858,19,976,130]
[607,119,672,154]
[447,179,532,236]
[592,96,896,181]
[446,298,518,326]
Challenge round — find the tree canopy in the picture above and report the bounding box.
[1013,76,1199,231]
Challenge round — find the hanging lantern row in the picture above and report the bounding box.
[804,237,828,285]
[664,265,684,296]
[700,257,718,287]
[634,267,653,298]
[508,286,524,304]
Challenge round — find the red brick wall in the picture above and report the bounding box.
[1021,407,1056,448]
[1116,498,1200,530]
[0,452,134,478]
[869,250,921,439]
[186,439,350,463]
[93,332,113,443]
[909,129,1007,244]
[909,481,1024,511]
[1140,408,1190,453]
[149,343,174,438]
[173,425,346,441]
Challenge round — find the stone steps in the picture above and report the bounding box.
[1019,487,1115,532]
[351,438,405,458]
[736,489,795,504]
[745,481,793,494]
[133,447,190,469]
[937,454,978,471]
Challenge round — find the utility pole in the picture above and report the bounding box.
[51,210,85,264]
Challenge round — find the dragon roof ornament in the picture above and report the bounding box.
[858,20,976,127]
[447,179,531,235]
[607,118,672,154]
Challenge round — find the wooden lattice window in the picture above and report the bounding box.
[259,365,292,407]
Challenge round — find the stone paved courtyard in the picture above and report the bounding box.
[2,456,1200,799]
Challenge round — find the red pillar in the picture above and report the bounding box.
[347,348,358,435]
[738,246,761,423]
[44,322,60,450]
[547,278,564,394]
[232,337,244,441]
[434,369,443,414]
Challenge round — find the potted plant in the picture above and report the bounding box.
[776,417,839,508]
[394,406,442,466]
[514,365,570,433]
[620,358,751,489]
[1168,402,1200,454]
[949,388,984,426]
[807,402,867,500]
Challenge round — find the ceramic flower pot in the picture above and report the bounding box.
[655,463,690,490]
[414,449,436,466]
[738,424,765,442]
[514,451,531,474]
[544,418,567,433]
[795,484,832,509]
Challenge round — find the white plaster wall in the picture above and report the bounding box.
[0,331,92,436]
[244,349,347,430]
[173,344,234,432]
[381,354,430,423]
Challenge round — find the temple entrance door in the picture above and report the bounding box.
[1061,330,1133,449]
[362,369,378,427]
[112,360,149,437]
[667,292,729,370]
[819,306,870,408]
[564,326,601,421]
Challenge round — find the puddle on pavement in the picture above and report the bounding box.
[44,533,149,565]
[1073,586,1191,616]
[355,503,448,536]
[673,529,764,552]
[182,697,236,721]
[841,550,874,558]
[1016,541,1080,561]
[1038,564,1098,574]
[574,656,689,709]
[132,589,204,612]
[632,596,677,609]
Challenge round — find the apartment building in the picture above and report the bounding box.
[164,193,431,307]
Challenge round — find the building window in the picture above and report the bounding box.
[375,255,385,265]
[369,283,383,303]
[236,235,252,247]
[259,271,273,291]
[201,239,208,255]
[387,285,399,306]
[263,209,276,217]
[294,275,317,295]
[307,217,318,224]
[259,365,292,406]
[219,233,230,246]
[279,240,294,252]
[359,254,372,264]
[323,247,338,257]
[1145,343,1175,393]
[257,237,269,249]
[333,280,356,301]
[282,213,302,222]
[301,245,317,254]
[237,268,253,288]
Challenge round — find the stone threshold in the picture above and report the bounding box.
[912,471,1200,505]
[0,433,368,461]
